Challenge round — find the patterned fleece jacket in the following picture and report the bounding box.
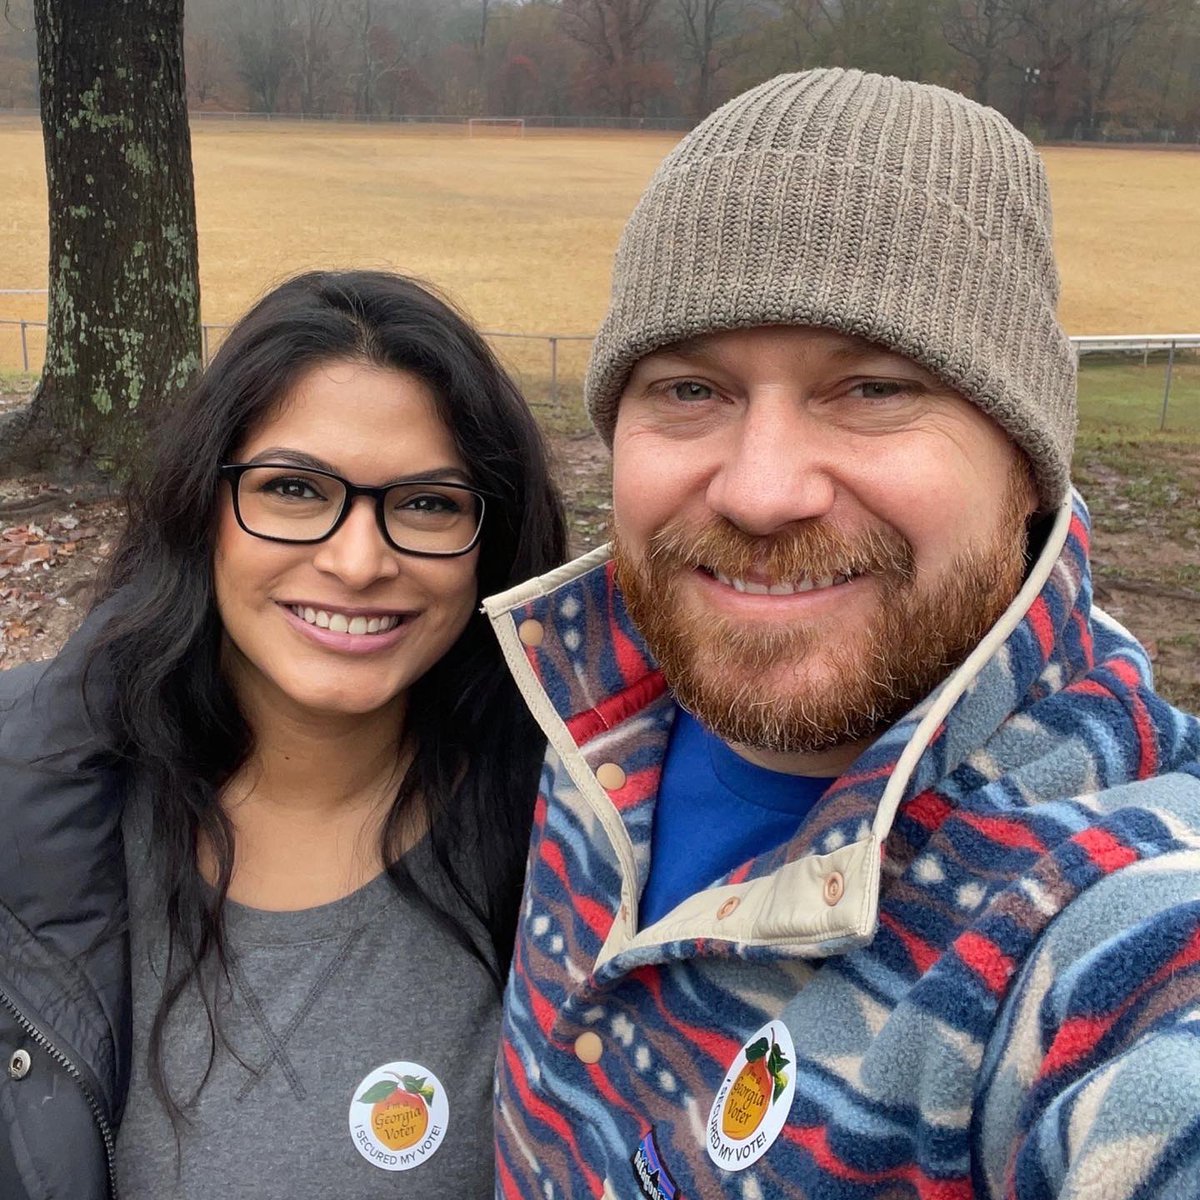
[482,493,1200,1200]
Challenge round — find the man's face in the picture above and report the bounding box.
[611,326,1038,773]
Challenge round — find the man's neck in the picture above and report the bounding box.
[727,738,870,778]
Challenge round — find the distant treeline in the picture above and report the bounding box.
[2,0,1197,140]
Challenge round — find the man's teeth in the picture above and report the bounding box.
[290,606,401,635]
[711,571,851,594]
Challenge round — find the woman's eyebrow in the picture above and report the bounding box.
[245,448,334,471]
[390,468,473,483]
[243,450,472,485]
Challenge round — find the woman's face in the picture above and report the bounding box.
[213,358,480,724]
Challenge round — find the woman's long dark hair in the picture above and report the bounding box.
[93,270,566,1114]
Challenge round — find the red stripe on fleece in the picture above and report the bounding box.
[958,812,1046,854]
[607,558,654,686]
[904,790,953,831]
[496,1148,524,1200]
[832,761,897,791]
[1108,657,1159,779]
[1071,609,1095,670]
[566,671,668,746]
[1072,826,1138,874]
[880,911,941,976]
[1069,512,1089,556]
[539,839,615,942]
[1067,679,1113,700]
[955,931,1016,996]
[1040,1013,1119,1076]
[500,1040,604,1196]
[785,1125,973,1199]
[523,973,561,1040]
[628,965,743,1068]
[609,764,661,814]
[1026,595,1055,661]
[1039,927,1200,1081]
[728,861,755,885]
[584,1057,641,1122]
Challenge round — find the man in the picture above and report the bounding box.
[484,70,1200,1199]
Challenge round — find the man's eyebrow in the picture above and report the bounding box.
[662,336,710,358]
[825,339,912,366]
[645,336,721,364]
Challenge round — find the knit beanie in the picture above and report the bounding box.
[585,69,1077,509]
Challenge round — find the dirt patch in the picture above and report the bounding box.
[0,483,122,668]
[1,428,1196,713]
[1076,436,1200,711]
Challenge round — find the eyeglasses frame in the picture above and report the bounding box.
[218,462,491,558]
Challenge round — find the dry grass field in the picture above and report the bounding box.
[2,118,1199,341]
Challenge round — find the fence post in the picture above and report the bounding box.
[549,336,559,408]
[20,320,28,372]
[202,323,210,366]
[1159,340,1176,431]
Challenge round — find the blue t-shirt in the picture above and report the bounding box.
[639,707,831,926]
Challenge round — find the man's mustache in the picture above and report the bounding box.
[642,517,917,585]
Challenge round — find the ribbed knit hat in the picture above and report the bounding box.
[586,69,1077,509]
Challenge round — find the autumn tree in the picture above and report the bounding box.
[2,0,201,472]
[561,0,665,118]
[674,0,747,116]
[942,0,1020,105]
[294,0,337,114]
[234,0,295,112]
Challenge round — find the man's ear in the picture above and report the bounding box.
[1016,452,1040,519]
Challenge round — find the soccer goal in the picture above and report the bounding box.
[467,118,526,138]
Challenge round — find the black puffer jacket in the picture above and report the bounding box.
[0,612,127,1200]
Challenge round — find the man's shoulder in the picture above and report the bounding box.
[1004,770,1200,987]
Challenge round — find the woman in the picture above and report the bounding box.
[0,271,566,1198]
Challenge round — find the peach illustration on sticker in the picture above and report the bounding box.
[720,1033,789,1140]
[707,1022,797,1172]
[349,1061,449,1171]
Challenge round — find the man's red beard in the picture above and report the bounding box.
[612,487,1031,757]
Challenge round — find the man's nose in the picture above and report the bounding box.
[705,394,836,535]
[311,496,402,587]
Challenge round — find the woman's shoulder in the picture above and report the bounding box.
[0,657,53,706]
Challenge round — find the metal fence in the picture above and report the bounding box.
[3,319,1198,432]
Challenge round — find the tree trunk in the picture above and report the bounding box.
[17,0,200,473]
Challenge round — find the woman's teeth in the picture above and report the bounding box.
[711,571,852,594]
[289,606,401,635]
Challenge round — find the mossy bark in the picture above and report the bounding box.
[15,0,200,475]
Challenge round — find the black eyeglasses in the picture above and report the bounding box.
[219,463,488,558]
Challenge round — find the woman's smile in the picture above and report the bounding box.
[277,600,414,654]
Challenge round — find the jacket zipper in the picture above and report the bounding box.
[0,985,118,1199]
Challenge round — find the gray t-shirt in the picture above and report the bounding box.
[116,815,500,1198]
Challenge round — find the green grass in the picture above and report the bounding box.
[1073,432,1200,537]
[0,370,36,393]
[1077,354,1200,433]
